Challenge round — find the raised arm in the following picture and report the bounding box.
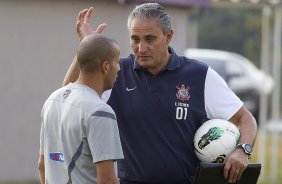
[63,7,107,86]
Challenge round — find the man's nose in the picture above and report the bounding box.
[138,41,147,53]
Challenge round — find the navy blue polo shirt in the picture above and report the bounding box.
[108,47,209,183]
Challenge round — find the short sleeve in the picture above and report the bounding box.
[86,106,123,163]
[205,67,243,120]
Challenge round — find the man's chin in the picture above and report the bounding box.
[137,59,151,67]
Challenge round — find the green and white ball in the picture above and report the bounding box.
[194,119,240,163]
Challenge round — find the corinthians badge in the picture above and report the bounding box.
[176,84,191,102]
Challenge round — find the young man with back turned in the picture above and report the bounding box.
[39,34,123,184]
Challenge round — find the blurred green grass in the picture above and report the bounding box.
[0,134,281,184]
[250,133,282,184]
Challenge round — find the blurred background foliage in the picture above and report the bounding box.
[192,5,282,110]
[192,6,264,68]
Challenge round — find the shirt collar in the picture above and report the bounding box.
[133,46,180,71]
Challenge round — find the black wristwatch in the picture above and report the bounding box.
[236,143,253,156]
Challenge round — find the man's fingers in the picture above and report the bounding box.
[76,7,106,38]
[228,167,242,183]
[224,162,242,183]
[77,9,88,24]
[223,162,231,179]
[95,23,107,33]
[235,166,246,182]
[228,167,235,183]
[84,7,93,23]
[237,171,242,181]
[77,11,82,23]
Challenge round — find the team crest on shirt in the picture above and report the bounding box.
[176,84,191,102]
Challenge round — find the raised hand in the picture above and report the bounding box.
[76,7,107,42]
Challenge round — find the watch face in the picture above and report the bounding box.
[245,144,252,153]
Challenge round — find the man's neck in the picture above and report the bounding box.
[147,53,171,75]
[76,74,104,96]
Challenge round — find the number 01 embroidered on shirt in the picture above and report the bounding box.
[175,84,191,120]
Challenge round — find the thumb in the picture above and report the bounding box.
[95,23,107,33]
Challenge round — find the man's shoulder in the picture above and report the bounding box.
[46,83,101,107]
[181,56,208,66]
[74,92,107,112]
[46,85,68,101]
[177,56,209,73]
[91,103,116,119]
[117,55,135,73]
[120,55,134,64]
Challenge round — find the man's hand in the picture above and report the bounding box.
[76,7,107,42]
[223,149,248,183]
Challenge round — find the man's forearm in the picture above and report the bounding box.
[38,155,45,184]
[96,160,120,184]
[62,56,80,86]
[238,113,257,146]
[230,106,257,145]
[39,169,45,184]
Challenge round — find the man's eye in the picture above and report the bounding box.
[131,38,139,43]
[146,37,154,42]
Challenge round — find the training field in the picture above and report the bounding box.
[251,133,282,184]
[0,134,281,184]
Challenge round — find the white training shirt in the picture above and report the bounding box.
[40,83,124,184]
[204,67,243,120]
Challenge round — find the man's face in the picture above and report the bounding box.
[129,19,173,74]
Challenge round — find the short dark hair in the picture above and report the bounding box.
[77,34,119,73]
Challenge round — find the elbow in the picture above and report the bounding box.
[38,156,45,173]
[38,161,44,173]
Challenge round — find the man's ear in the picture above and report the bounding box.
[101,60,109,74]
[166,29,174,45]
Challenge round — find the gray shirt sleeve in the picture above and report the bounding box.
[87,106,124,163]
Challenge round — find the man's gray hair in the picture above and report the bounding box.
[127,3,171,34]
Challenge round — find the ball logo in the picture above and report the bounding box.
[198,127,224,149]
[176,84,191,102]
[212,154,227,163]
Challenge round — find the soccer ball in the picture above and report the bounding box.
[194,119,240,163]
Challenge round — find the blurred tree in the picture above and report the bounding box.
[195,7,262,67]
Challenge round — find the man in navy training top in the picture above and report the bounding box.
[63,3,257,184]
